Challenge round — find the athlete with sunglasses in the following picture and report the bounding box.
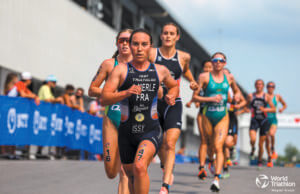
[247,79,276,168]
[148,22,199,194]
[186,60,215,180]
[193,52,241,192]
[88,29,133,194]
[266,81,287,160]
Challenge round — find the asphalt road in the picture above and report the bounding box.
[0,161,298,194]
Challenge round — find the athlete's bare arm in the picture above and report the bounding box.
[234,93,247,110]
[101,64,141,106]
[227,74,241,97]
[88,58,114,97]
[179,51,198,90]
[261,94,276,113]
[192,72,222,103]
[277,94,287,113]
[244,93,253,112]
[155,64,179,106]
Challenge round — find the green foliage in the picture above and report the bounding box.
[284,143,298,162]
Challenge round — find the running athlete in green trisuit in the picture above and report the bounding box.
[88,29,133,194]
[186,60,215,180]
[193,52,241,192]
[266,81,287,160]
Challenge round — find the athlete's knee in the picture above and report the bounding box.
[214,144,223,153]
[269,130,276,137]
[258,139,265,147]
[225,141,234,148]
[106,169,118,179]
[165,140,176,151]
[133,161,147,177]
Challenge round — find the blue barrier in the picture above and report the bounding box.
[0,96,103,154]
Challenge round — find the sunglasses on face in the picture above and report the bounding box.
[211,58,226,63]
[118,38,129,44]
[267,85,275,88]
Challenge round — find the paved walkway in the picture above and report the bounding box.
[0,161,298,194]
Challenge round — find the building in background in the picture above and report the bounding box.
[0,0,249,159]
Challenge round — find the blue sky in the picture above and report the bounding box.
[159,0,300,113]
[159,0,300,155]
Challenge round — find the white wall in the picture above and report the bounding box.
[0,0,117,91]
[0,0,204,155]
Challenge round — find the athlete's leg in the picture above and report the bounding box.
[133,140,157,194]
[202,116,215,174]
[213,115,229,180]
[249,130,257,156]
[102,116,121,179]
[118,165,130,194]
[258,135,266,163]
[163,128,181,185]
[269,124,277,152]
[158,132,167,169]
[122,164,134,194]
[224,135,234,169]
[197,114,207,167]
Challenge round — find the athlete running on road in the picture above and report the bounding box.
[192,52,241,192]
[222,68,247,178]
[148,22,198,194]
[265,81,287,160]
[186,60,215,180]
[101,29,179,194]
[88,29,133,194]
[247,79,276,167]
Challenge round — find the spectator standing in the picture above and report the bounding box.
[38,75,63,104]
[1,73,19,159]
[57,84,76,159]
[36,75,63,160]
[62,84,75,108]
[70,88,85,112]
[14,72,40,160]
[15,72,40,105]
[4,72,19,97]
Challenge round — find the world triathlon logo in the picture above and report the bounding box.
[256,174,270,189]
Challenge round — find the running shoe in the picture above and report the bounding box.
[208,162,215,175]
[221,171,230,179]
[210,179,220,192]
[198,169,207,180]
[159,187,168,194]
[226,159,233,166]
[257,161,263,167]
[271,152,278,160]
[267,161,273,167]
[159,183,169,194]
[250,147,256,160]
